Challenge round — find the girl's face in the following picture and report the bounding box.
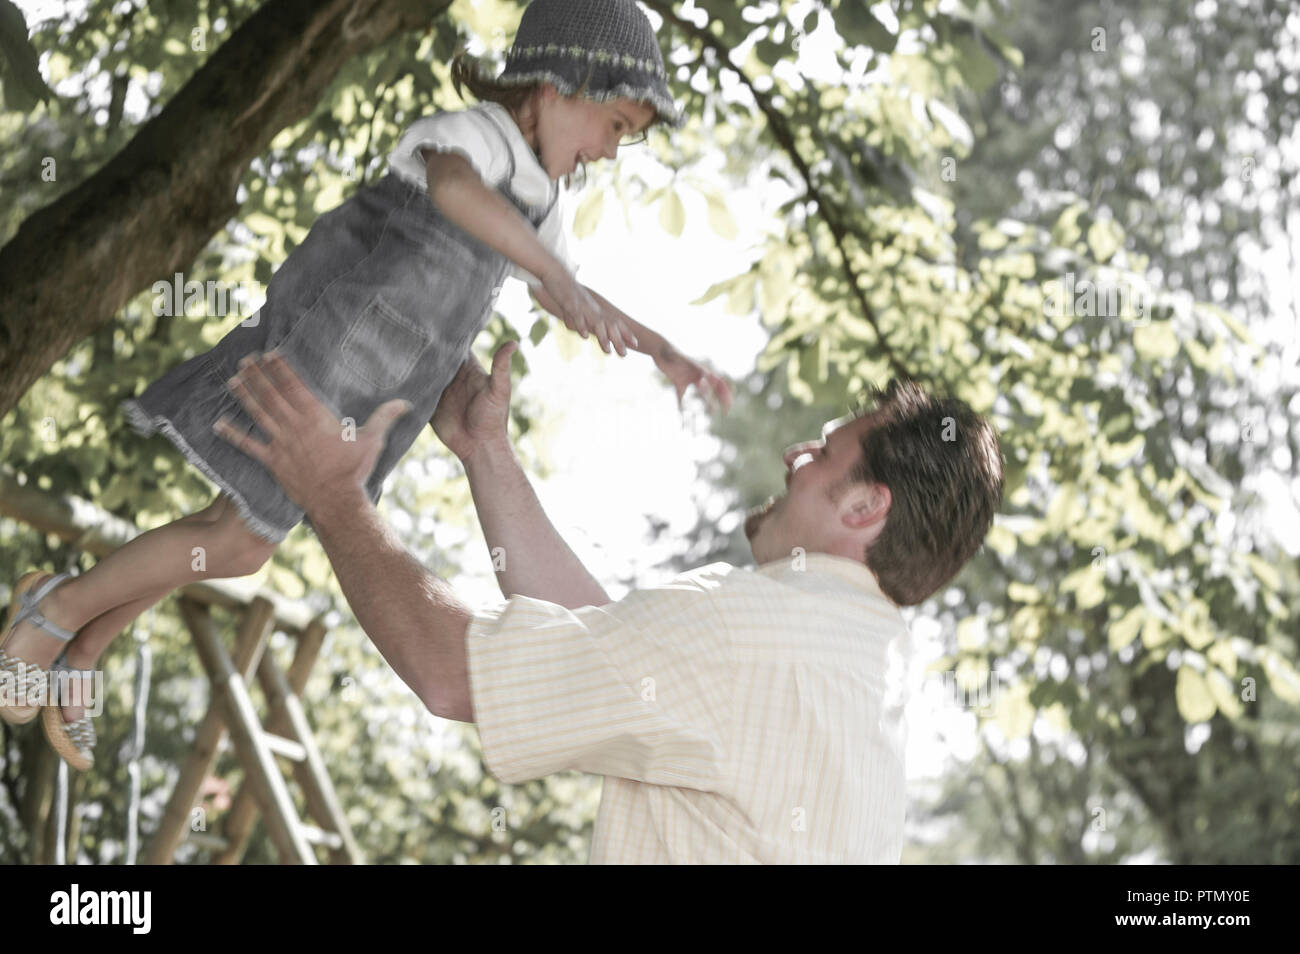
[531,86,656,179]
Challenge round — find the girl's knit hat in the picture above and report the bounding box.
[493,0,683,128]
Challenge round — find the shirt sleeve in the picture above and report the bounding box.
[466,577,733,790]
[509,197,578,287]
[387,108,509,192]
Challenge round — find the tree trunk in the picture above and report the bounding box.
[0,0,450,420]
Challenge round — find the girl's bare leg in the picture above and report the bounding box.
[52,584,175,724]
[5,494,277,718]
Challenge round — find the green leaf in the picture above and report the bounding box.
[835,1,897,53]
[1205,667,1244,719]
[1007,581,1039,604]
[1260,647,1300,704]
[528,318,548,346]
[1133,322,1180,362]
[954,34,998,94]
[1108,606,1143,652]
[658,188,686,237]
[705,192,738,240]
[691,274,740,306]
[992,682,1035,740]
[1087,219,1123,264]
[1175,666,1217,723]
[1051,203,1085,248]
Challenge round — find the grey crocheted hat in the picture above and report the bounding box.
[496,0,683,128]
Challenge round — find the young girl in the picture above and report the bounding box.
[0,0,732,771]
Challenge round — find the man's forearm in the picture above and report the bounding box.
[463,438,610,609]
[307,487,475,722]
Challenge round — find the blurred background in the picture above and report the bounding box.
[1,0,1297,863]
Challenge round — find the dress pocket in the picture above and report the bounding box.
[339,294,433,391]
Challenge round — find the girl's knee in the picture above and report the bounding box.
[227,537,276,578]
[208,505,278,577]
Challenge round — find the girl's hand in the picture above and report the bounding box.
[654,343,734,413]
[542,266,637,356]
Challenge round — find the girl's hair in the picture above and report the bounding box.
[450,51,542,115]
[449,51,660,145]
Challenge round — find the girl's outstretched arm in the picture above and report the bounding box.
[423,150,633,355]
[531,284,734,412]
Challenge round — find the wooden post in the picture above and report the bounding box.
[144,596,276,863]
[20,728,58,864]
[215,618,362,865]
[1,473,352,866]
[178,598,316,864]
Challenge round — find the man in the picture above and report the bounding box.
[216,342,1003,863]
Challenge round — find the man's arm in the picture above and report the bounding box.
[310,489,477,723]
[214,353,476,723]
[432,343,610,610]
[465,439,610,609]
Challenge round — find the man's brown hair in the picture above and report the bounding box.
[847,378,1004,607]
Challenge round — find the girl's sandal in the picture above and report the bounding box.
[41,653,97,772]
[1,571,78,726]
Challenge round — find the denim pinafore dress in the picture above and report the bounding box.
[124,115,557,542]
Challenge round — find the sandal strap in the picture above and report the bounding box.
[12,571,78,643]
[50,652,94,676]
[0,648,49,694]
[64,715,97,749]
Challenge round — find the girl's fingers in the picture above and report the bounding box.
[618,322,637,355]
[593,321,611,353]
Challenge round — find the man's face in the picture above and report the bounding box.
[744,411,887,563]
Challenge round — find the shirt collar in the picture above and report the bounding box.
[755,552,895,604]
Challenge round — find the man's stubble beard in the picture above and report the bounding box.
[743,494,781,544]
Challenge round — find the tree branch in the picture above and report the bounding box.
[643,0,912,382]
[0,0,452,419]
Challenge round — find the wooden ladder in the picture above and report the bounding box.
[145,595,363,864]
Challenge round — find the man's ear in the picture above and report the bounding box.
[839,482,890,531]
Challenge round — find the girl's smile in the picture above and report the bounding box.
[523,86,657,179]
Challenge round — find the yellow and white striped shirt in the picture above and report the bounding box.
[466,552,912,864]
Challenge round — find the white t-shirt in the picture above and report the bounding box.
[387,102,575,286]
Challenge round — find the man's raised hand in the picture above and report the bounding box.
[431,341,517,463]
[214,351,411,511]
